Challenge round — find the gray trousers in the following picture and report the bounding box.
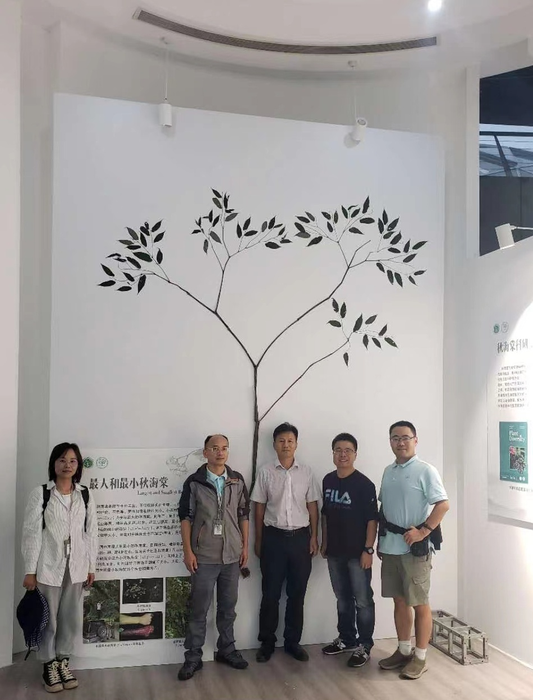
[184,562,240,663]
[38,568,84,663]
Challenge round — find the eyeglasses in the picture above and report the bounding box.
[206,446,229,453]
[333,448,356,455]
[57,459,78,465]
[390,436,416,444]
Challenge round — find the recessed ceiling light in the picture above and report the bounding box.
[428,0,443,11]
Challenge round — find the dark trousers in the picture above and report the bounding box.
[258,526,312,648]
[184,562,240,662]
[327,556,375,650]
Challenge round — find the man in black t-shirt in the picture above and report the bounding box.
[320,432,378,668]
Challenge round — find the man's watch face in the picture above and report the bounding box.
[365,547,375,555]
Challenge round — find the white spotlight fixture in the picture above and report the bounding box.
[428,0,443,12]
[346,61,368,146]
[495,223,533,250]
[158,37,172,127]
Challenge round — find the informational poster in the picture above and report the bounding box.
[488,318,533,523]
[73,448,212,669]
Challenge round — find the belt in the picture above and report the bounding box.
[266,526,309,537]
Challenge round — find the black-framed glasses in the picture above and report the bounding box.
[333,448,356,455]
[390,436,416,444]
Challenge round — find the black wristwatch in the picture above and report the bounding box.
[363,546,374,555]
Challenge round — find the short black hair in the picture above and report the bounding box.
[204,434,229,448]
[273,422,298,441]
[389,421,417,437]
[332,433,358,452]
[48,443,84,483]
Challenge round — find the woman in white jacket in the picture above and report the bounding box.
[22,443,98,693]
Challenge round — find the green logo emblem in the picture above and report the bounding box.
[83,458,94,469]
[493,324,500,334]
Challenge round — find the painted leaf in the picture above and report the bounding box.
[117,286,132,292]
[343,352,349,367]
[333,211,339,224]
[140,225,149,236]
[213,198,222,209]
[349,227,364,235]
[245,230,257,237]
[376,263,385,273]
[305,211,315,222]
[261,222,267,233]
[140,233,147,247]
[295,223,306,233]
[203,240,209,254]
[365,314,377,324]
[341,206,348,218]
[382,210,389,225]
[153,232,165,243]
[98,280,115,287]
[353,314,363,332]
[101,264,114,277]
[408,276,417,285]
[191,229,202,235]
[328,320,342,327]
[308,236,323,246]
[332,298,339,313]
[124,272,135,283]
[225,212,238,221]
[391,233,402,245]
[340,303,347,319]
[378,219,384,234]
[269,217,276,229]
[212,215,220,227]
[265,241,280,249]
[134,252,152,262]
[360,217,375,224]
[296,231,311,238]
[385,337,398,348]
[210,231,221,243]
[236,224,243,238]
[372,337,382,348]
[152,220,162,232]
[156,249,163,264]
[126,227,138,240]
[388,217,400,231]
[363,196,370,214]
[137,275,146,294]
[404,254,416,263]
[379,325,387,336]
[244,217,251,230]
[212,188,222,198]
[395,273,403,287]
[327,222,334,233]
[387,270,394,284]
[322,211,331,220]
[388,248,400,254]
[296,216,309,223]
[403,241,411,253]
[127,257,141,269]
[412,241,427,250]
[363,334,369,349]
[414,270,426,276]
[280,238,292,244]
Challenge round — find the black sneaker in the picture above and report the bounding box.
[43,659,63,693]
[177,659,203,681]
[347,645,370,668]
[215,650,249,670]
[322,638,357,655]
[284,643,309,662]
[256,644,274,663]
[58,657,78,689]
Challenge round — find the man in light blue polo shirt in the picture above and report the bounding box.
[377,421,449,680]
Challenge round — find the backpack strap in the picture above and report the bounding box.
[41,483,90,532]
[81,486,90,532]
[42,484,51,530]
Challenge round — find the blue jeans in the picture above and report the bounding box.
[327,556,375,650]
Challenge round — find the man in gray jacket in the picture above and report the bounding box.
[177,434,250,681]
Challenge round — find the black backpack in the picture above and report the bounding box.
[42,484,90,532]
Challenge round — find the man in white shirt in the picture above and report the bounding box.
[251,422,320,663]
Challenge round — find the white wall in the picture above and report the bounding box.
[0,0,21,669]
[18,18,462,655]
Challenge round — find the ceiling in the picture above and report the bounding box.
[23,0,533,73]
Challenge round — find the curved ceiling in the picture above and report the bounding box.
[23,0,533,72]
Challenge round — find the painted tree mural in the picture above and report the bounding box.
[99,190,427,483]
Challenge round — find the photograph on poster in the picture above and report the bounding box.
[119,612,163,641]
[123,578,164,604]
[165,577,191,640]
[499,421,528,484]
[83,580,120,644]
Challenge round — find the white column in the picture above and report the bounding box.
[0,0,21,669]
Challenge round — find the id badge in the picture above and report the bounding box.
[64,538,71,558]
[213,520,223,536]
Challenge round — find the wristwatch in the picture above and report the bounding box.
[363,546,375,555]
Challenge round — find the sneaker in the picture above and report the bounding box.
[256,644,274,663]
[378,648,414,670]
[322,638,357,655]
[58,658,78,690]
[42,659,63,693]
[347,645,370,668]
[215,650,249,670]
[284,643,309,662]
[177,659,203,681]
[400,656,428,680]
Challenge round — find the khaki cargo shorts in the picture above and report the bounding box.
[381,553,432,606]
